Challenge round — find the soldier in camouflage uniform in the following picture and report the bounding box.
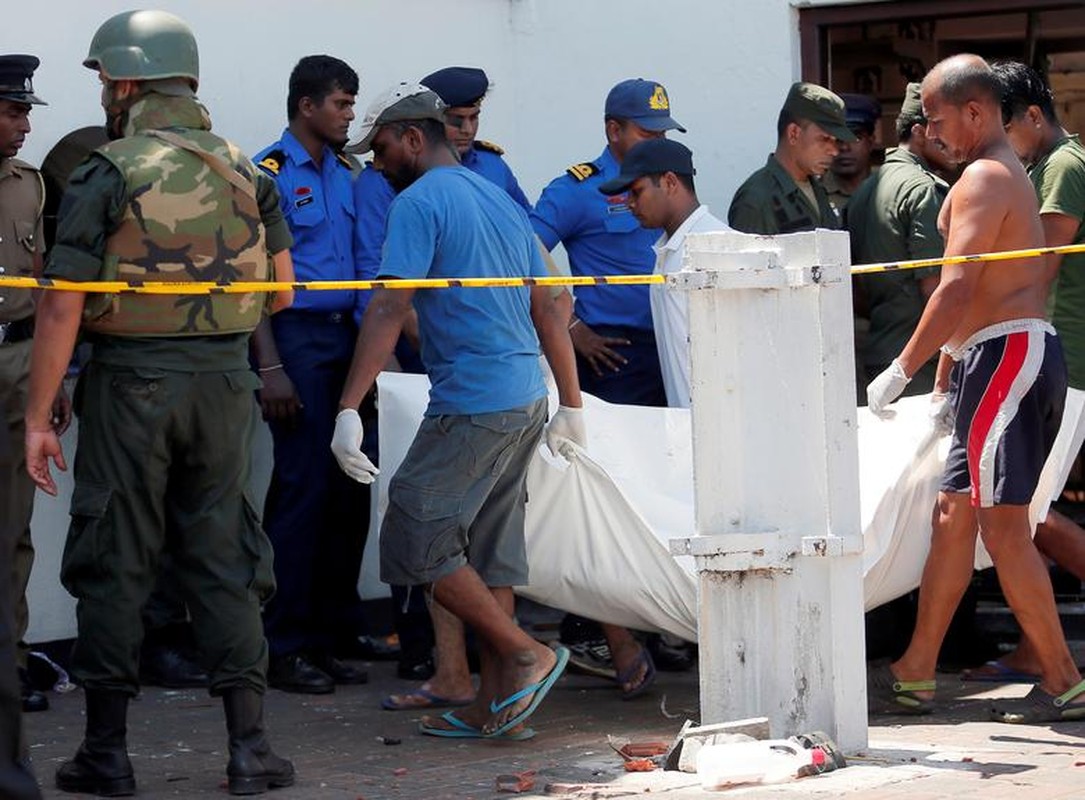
[23,11,295,796]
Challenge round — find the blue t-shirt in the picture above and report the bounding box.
[254,129,356,312]
[380,166,547,416]
[531,146,660,331]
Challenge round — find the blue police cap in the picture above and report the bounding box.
[420,66,489,108]
[0,55,46,105]
[598,138,695,195]
[604,79,684,132]
[839,93,881,133]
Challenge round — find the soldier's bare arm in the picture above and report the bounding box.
[1039,212,1080,286]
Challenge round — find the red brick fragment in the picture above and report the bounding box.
[393,767,408,777]
[623,759,656,772]
[495,769,537,793]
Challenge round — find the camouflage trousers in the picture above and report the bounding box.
[63,360,274,696]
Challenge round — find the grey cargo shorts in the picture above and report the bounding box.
[380,397,547,587]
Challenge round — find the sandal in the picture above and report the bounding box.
[990,679,1085,724]
[617,646,656,701]
[867,660,936,715]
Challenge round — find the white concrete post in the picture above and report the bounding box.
[670,229,868,752]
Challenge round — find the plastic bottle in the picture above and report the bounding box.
[696,738,826,790]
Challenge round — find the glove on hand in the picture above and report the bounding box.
[545,405,587,459]
[867,359,911,419]
[331,408,379,484]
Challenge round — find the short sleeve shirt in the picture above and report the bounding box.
[531,146,659,331]
[1031,134,1085,389]
[461,143,532,213]
[352,163,396,322]
[254,130,356,312]
[380,166,546,416]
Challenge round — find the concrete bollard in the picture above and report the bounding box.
[670,228,868,752]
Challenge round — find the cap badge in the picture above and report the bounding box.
[649,85,669,111]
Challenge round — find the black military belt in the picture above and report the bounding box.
[0,316,34,345]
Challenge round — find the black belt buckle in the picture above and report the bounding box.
[0,317,33,345]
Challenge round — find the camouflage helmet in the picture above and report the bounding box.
[84,10,199,87]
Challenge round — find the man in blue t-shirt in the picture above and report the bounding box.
[333,83,585,740]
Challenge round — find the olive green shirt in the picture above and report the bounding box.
[847,146,945,374]
[1030,135,1085,390]
[46,152,291,371]
[728,154,840,235]
[0,157,44,322]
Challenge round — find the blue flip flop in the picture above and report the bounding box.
[419,710,536,741]
[960,661,1040,684]
[486,645,570,738]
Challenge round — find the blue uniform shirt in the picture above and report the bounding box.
[353,163,396,322]
[380,166,547,416]
[255,129,356,312]
[461,142,532,212]
[531,146,660,331]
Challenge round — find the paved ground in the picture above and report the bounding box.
[22,653,1085,800]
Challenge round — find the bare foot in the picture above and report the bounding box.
[611,639,648,695]
[420,709,532,738]
[483,644,560,735]
[383,679,476,710]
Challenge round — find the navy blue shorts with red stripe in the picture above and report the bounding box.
[941,321,1067,508]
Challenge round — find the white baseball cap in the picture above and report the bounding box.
[345,82,447,154]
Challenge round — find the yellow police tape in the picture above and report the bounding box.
[2,241,1085,294]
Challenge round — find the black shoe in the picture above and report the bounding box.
[267,654,334,694]
[647,634,695,672]
[56,689,136,796]
[19,668,49,713]
[308,653,368,685]
[140,643,210,688]
[396,654,435,681]
[222,688,294,795]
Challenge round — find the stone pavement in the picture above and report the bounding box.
[21,657,1085,799]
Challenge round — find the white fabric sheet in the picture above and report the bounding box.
[376,373,1085,641]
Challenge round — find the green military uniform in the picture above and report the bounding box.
[822,164,879,217]
[47,91,291,697]
[728,154,839,234]
[728,82,853,235]
[1030,134,1085,390]
[0,155,43,678]
[848,146,946,394]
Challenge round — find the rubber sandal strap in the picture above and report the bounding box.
[1054,678,1085,708]
[440,711,476,733]
[490,679,544,714]
[893,678,936,693]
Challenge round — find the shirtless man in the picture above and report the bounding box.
[865,54,1085,723]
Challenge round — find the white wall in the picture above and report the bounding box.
[17,0,807,642]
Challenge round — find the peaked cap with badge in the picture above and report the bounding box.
[0,55,47,106]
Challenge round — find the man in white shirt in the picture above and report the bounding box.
[599,139,729,407]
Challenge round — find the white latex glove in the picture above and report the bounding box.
[866,359,911,419]
[545,405,587,459]
[330,409,379,484]
[929,391,955,437]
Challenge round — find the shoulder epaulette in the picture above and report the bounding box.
[474,139,504,156]
[256,149,285,177]
[10,159,45,218]
[566,162,599,182]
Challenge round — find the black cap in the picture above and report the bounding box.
[420,66,489,107]
[0,55,46,105]
[839,92,881,134]
[598,139,695,195]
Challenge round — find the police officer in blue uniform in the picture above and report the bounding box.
[420,66,531,212]
[530,79,688,693]
[252,55,368,694]
[531,78,681,407]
